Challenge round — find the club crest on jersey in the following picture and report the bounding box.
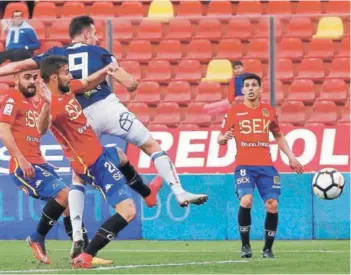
[262,108,269,117]
[274,176,280,184]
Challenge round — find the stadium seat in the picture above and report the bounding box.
[194,19,222,41]
[252,19,282,39]
[224,18,252,40]
[155,40,182,63]
[242,59,264,79]
[215,39,242,60]
[133,81,161,105]
[287,79,316,104]
[296,58,325,82]
[30,21,46,40]
[319,79,347,104]
[305,39,334,61]
[147,0,174,22]
[261,80,284,105]
[266,1,292,15]
[113,82,131,105]
[175,60,202,83]
[179,124,200,130]
[164,81,191,105]
[33,2,58,19]
[313,17,344,39]
[113,19,133,42]
[117,2,144,18]
[207,1,232,21]
[119,61,141,80]
[326,1,350,19]
[164,18,192,42]
[177,1,203,19]
[337,37,350,57]
[61,2,87,18]
[152,102,180,127]
[285,18,313,40]
[125,40,153,62]
[128,103,150,125]
[279,101,306,125]
[339,102,350,124]
[183,103,211,127]
[308,101,338,125]
[184,39,213,63]
[295,1,322,16]
[245,39,269,60]
[47,21,71,42]
[100,40,123,59]
[135,20,163,42]
[236,1,262,15]
[90,1,115,18]
[38,41,63,54]
[327,58,350,81]
[277,38,304,61]
[203,59,233,83]
[4,2,29,18]
[195,81,222,103]
[276,58,294,82]
[144,60,172,83]
[148,124,169,130]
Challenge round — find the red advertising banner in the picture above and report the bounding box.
[126,126,350,173]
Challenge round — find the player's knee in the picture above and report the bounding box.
[55,187,69,208]
[240,195,253,208]
[265,199,278,213]
[116,147,128,166]
[114,199,136,222]
[140,136,162,156]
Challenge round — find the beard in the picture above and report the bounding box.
[58,81,70,94]
[18,83,36,98]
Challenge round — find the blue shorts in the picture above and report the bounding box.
[79,147,132,207]
[10,163,67,201]
[234,165,281,202]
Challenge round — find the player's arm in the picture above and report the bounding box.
[0,123,25,162]
[217,110,234,145]
[0,58,38,76]
[37,82,52,135]
[107,65,138,92]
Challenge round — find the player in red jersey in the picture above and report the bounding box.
[218,74,303,258]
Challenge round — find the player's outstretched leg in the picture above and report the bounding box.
[72,199,135,269]
[238,194,253,258]
[27,188,68,264]
[262,199,278,258]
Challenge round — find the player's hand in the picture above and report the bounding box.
[289,157,304,174]
[17,156,35,179]
[105,62,120,74]
[39,81,52,104]
[223,131,234,141]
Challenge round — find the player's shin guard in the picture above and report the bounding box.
[69,183,85,242]
[63,216,89,248]
[37,198,66,237]
[151,151,185,195]
[264,212,278,250]
[84,213,128,257]
[238,206,251,247]
[119,161,151,198]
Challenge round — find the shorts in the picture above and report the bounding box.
[234,165,281,202]
[79,147,132,207]
[83,93,152,146]
[11,163,67,201]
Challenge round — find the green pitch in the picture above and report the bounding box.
[0,240,349,274]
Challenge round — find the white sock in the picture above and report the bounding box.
[69,182,85,242]
[151,151,185,195]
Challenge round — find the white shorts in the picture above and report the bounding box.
[83,94,151,147]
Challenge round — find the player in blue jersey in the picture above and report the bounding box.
[0,15,208,247]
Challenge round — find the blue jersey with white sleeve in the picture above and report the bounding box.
[32,43,116,109]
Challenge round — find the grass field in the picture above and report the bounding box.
[0,240,349,274]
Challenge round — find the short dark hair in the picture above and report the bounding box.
[243,73,261,87]
[12,10,23,17]
[232,60,243,67]
[69,15,95,38]
[40,56,68,82]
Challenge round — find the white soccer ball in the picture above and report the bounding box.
[312,168,345,200]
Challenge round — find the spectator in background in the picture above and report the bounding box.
[227,60,250,103]
[0,10,39,65]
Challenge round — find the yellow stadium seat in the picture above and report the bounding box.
[313,17,344,39]
[148,0,174,22]
[202,59,233,83]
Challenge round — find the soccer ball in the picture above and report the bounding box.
[312,168,345,200]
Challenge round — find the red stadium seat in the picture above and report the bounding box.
[164,18,192,42]
[184,39,213,63]
[100,40,123,59]
[207,1,232,20]
[279,101,306,125]
[30,20,46,40]
[305,39,334,61]
[194,18,222,41]
[152,103,181,127]
[119,61,141,80]
[175,60,202,83]
[308,101,338,125]
[245,39,269,60]
[148,124,169,130]
[287,79,316,104]
[285,18,313,40]
[236,1,262,15]
[183,103,211,127]
[215,39,242,60]
[326,1,350,19]
[125,40,153,62]
[276,58,294,82]
[155,40,182,63]
[113,19,133,42]
[4,2,29,18]
[144,60,172,83]
[135,20,163,42]
[33,2,58,19]
[117,2,144,18]
[177,1,203,19]
[113,82,131,105]
[242,59,264,79]
[295,1,322,16]
[328,58,350,81]
[253,19,277,39]
[277,38,304,61]
[179,124,200,130]
[319,79,347,104]
[337,38,350,58]
[47,21,70,42]
[38,41,63,54]
[164,81,191,105]
[61,2,87,18]
[261,80,284,105]
[296,58,325,82]
[339,102,350,124]
[266,1,292,15]
[128,103,150,125]
[90,1,115,18]
[224,18,252,40]
[195,81,222,103]
[133,81,161,105]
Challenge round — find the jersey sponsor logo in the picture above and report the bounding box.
[35,180,43,188]
[65,98,82,121]
[239,119,270,134]
[25,110,39,128]
[237,176,250,185]
[3,104,13,116]
[241,141,269,148]
[6,98,14,104]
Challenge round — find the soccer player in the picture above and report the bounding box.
[217,74,303,258]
